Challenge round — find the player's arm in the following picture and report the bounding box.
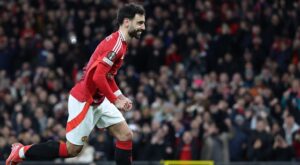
[92,50,131,111]
[92,59,118,103]
[107,73,133,110]
[107,74,123,97]
[92,35,123,103]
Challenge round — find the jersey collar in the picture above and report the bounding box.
[118,30,126,42]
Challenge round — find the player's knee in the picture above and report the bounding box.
[116,130,133,141]
[66,143,83,157]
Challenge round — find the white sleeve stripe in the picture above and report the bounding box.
[113,36,122,53]
[118,31,126,41]
[103,57,113,66]
[114,90,122,96]
[112,36,122,54]
[112,36,120,52]
[113,38,121,53]
[114,39,122,53]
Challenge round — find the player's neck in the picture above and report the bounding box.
[118,27,131,43]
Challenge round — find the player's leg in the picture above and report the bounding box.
[23,140,82,159]
[97,98,133,165]
[21,93,95,159]
[5,139,83,165]
[6,95,94,165]
[108,121,133,165]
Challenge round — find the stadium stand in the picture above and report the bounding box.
[0,0,300,163]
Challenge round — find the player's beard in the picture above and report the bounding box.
[128,28,143,39]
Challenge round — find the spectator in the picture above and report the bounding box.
[201,121,224,162]
[1,0,300,162]
[292,129,300,161]
[175,131,200,160]
[247,118,273,161]
[283,114,299,145]
[144,127,168,160]
[271,134,294,161]
[90,132,110,161]
[229,115,248,161]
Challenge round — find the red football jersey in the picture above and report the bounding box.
[70,31,127,104]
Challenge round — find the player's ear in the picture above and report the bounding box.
[123,18,130,28]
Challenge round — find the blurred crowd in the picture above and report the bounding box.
[1,0,300,163]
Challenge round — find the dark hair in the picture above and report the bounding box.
[117,3,145,26]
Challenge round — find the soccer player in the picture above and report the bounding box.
[6,3,145,165]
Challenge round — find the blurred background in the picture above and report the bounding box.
[0,0,300,164]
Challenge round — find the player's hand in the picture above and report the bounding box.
[114,98,127,111]
[114,97,132,111]
[124,98,133,111]
[117,95,133,111]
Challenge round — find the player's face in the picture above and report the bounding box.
[128,14,145,39]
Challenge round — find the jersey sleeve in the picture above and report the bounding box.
[107,75,122,97]
[92,36,123,103]
[100,36,123,67]
[92,61,117,103]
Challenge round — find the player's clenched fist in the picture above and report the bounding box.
[123,97,133,111]
[114,98,127,111]
[114,97,132,111]
[118,95,133,111]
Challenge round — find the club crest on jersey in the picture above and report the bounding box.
[81,136,88,143]
[107,51,117,61]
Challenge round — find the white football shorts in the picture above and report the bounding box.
[66,95,125,145]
